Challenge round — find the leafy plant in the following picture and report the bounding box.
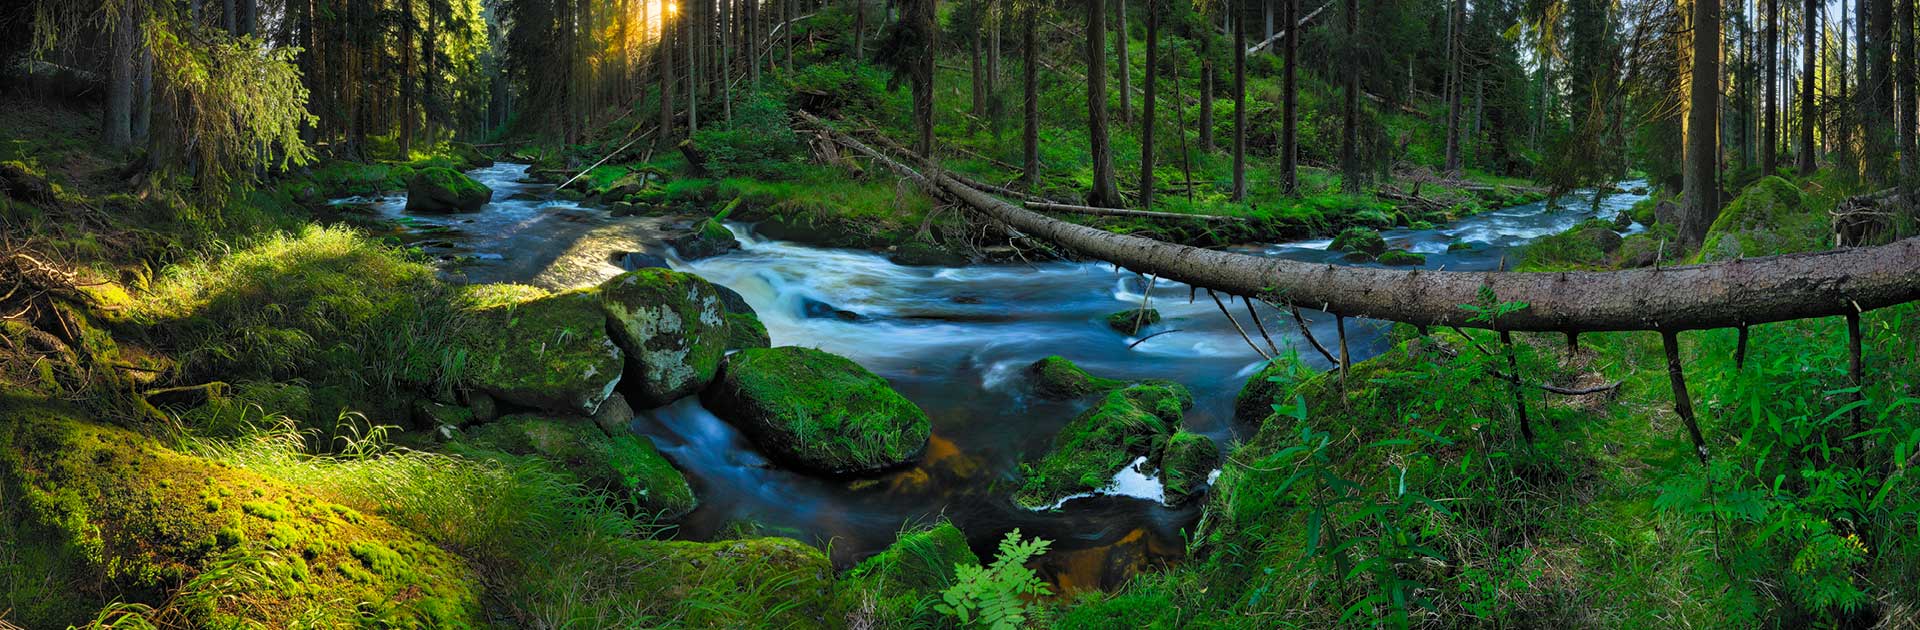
[935,529,1054,630]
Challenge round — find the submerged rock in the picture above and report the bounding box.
[1330,226,1388,257]
[405,166,493,213]
[1105,308,1161,335]
[1027,355,1124,400]
[467,414,697,519]
[1376,249,1427,266]
[1698,176,1825,261]
[0,403,485,628]
[702,346,931,476]
[461,287,625,416]
[1013,382,1195,510]
[599,269,731,408]
[667,219,740,260]
[800,297,866,322]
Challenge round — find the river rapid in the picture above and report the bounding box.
[350,164,1647,590]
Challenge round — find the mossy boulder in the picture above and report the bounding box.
[1106,308,1162,335]
[466,414,697,519]
[667,219,741,260]
[1698,176,1826,261]
[1330,226,1388,256]
[724,312,771,349]
[0,401,484,628]
[1027,355,1124,400]
[404,166,493,213]
[461,287,625,416]
[888,240,970,266]
[841,522,977,625]
[1377,249,1428,266]
[1158,431,1221,505]
[702,346,932,476]
[1518,219,1626,271]
[599,269,731,407]
[1014,382,1195,510]
[0,160,57,203]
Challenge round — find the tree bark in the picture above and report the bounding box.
[1900,0,1917,200]
[659,1,676,148]
[1199,37,1214,153]
[1800,0,1818,174]
[103,6,136,151]
[1867,0,1894,185]
[1763,0,1777,175]
[1024,11,1040,187]
[1140,0,1158,210]
[1117,0,1132,124]
[1340,0,1360,193]
[1443,0,1464,174]
[804,111,1920,334]
[400,0,415,157]
[1231,0,1247,200]
[1087,0,1124,206]
[1682,0,1722,245]
[1279,0,1297,194]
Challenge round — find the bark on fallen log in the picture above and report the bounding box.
[1026,201,1246,222]
[798,111,1920,334]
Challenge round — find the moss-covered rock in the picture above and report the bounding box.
[1106,308,1162,335]
[461,287,625,416]
[0,160,57,204]
[0,400,484,628]
[668,219,741,260]
[1698,176,1826,261]
[404,166,493,213]
[702,346,931,476]
[466,414,697,519]
[1014,382,1194,510]
[1234,357,1315,425]
[724,312,772,350]
[599,269,730,407]
[1027,355,1125,400]
[1330,226,1387,256]
[1518,219,1626,271]
[1377,249,1428,266]
[1158,431,1221,505]
[842,522,978,626]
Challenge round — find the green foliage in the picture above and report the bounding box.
[1014,382,1193,509]
[1330,226,1387,256]
[690,95,805,179]
[1025,355,1124,400]
[934,529,1053,630]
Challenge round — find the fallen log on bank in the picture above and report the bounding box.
[796,111,1920,334]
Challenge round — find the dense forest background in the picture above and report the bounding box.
[3,0,1920,627]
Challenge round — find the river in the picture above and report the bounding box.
[347,164,1647,590]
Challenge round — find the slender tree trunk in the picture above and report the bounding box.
[1340,0,1360,193]
[971,18,986,130]
[1117,0,1132,124]
[1867,0,1894,185]
[400,0,415,157]
[1199,37,1214,152]
[1024,10,1040,187]
[1140,0,1158,210]
[1683,0,1723,245]
[104,6,136,151]
[1232,0,1247,200]
[133,40,152,147]
[1764,0,1777,174]
[1443,0,1464,173]
[1840,0,1853,177]
[1279,0,1297,193]
[853,0,865,59]
[660,2,677,147]
[1088,0,1124,205]
[1901,0,1917,191]
[1800,0,1818,174]
[223,0,237,34]
[913,0,936,158]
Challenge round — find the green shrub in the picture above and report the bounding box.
[690,96,804,179]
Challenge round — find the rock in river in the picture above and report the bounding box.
[702,346,932,476]
[405,166,493,213]
[460,286,625,416]
[600,269,731,408]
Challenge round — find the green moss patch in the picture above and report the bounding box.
[842,522,978,625]
[585,537,842,628]
[702,346,931,475]
[1158,431,1222,505]
[599,269,731,407]
[1698,175,1827,261]
[459,287,625,416]
[1106,308,1162,335]
[466,414,697,519]
[1377,249,1428,266]
[404,166,493,213]
[1330,226,1387,256]
[0,399,483,628]
[1014,382,1195,510]
[1027,355,1125,400]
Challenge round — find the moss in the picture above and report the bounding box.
[1105,308,1162,335]
[459,287,625,416]
[466,414,698,519]
[1233,357,1317,425]
[1519,219,1626,271]
[1330,226,1387,256]
[724,311,772,350]
[701,346,932,475]
[585,536,843,628]
[668,219,742,260]
[599,269,731,407]
[0,399,483,628]
[1377,249,1428,266]
[444,142,494,169]
[1027,355,1125,400]
[1697,176,1826,261]
[404,166,493,213]
[1014,382,1194,509]
[1158,431,1221,505]
[842,522,978,626]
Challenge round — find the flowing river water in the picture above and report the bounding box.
[345,164,1647,590]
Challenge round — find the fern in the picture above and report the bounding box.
[934,530,1053,630]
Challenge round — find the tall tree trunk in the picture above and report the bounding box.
[1867,0,1894,185]
[1840,0,1853,177]
[1140,0,1158,210]
[1800,0,1818,174]
[1901,0,1918,208]
[400,0,415,158]
[1340,0,1360,194]
[238,0,256,36]
[660,2,676,147]
[224,0,237,34]
[1117,0,1132,124]
[853,0,865,59]
[1231,0,1247,200]
[1278,0,1296,193]
[1683,0,1723,245]
[1024,10,1040,187]
[1764,0,1777,174]
[1199,35,1214,153]
[913,0,936,158]
[971,17,986,130]
[104,6,136,151]
[1443,0,1464,174]
[1087,0,1124,205]
[687,0,700,136]
[133,40,152,147]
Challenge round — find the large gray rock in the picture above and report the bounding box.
[598,269,730,408]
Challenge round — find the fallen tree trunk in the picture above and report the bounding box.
[1246,1,1333,55]
[799,111,1920,333]
[1025,201,1246,222]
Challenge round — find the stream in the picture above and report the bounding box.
[347,164,1647,590]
